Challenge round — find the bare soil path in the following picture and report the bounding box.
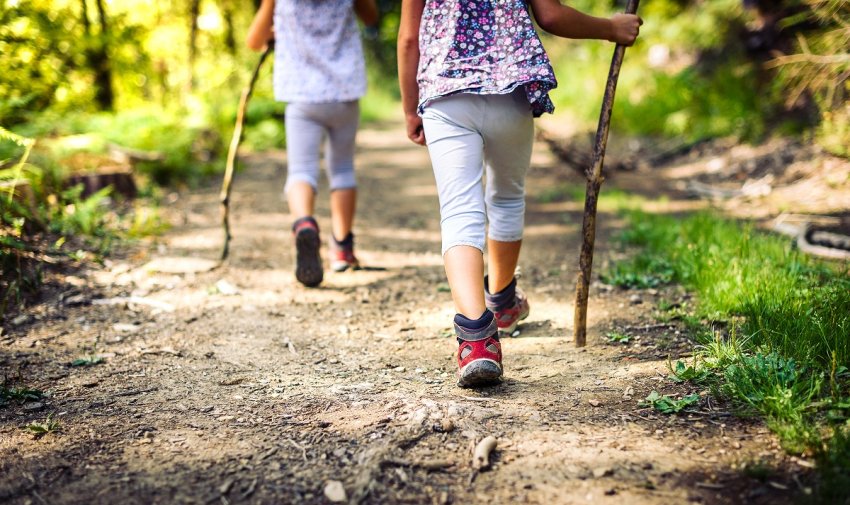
[1,123,809,504]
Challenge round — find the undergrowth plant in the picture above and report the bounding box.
[1,127,165,323]
[605,210,850,498]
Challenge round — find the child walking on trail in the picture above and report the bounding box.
[247,0,379,287]
[398,0,641,387]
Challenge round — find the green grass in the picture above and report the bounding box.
[23,413,60,436]
[0,385,44,406]
[639,390,701,414]
[604,210,850,498]
[606,331,632,344]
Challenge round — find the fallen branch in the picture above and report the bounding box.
[92,296,175,312]
[287,438,308,462]
[472,435,497,470]
[382,457,454,471]
[112,387,158,398]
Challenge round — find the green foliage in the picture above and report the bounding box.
[770,0,850,156]
[0,385,44,406]
[1,127,165,322]
[545,0,847,143]
[815,424,850,502]
[610,211,850,369]
[23,413,61,436]
[616,61,774,141]
[606,332,631,344]
[610,211,850,499]
[70,355,104,367]
[668,358,712,384]
[601,255,675,289]
[639,390,701,414]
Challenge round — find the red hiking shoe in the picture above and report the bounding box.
[330,235,361,272]
[491,287,530,334]
[455,316,502,388]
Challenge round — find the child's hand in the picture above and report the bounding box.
[406,114,426,145]
[610,13,642,46]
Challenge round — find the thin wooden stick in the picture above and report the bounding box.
[574,0,640,347]
[220,42,274,262]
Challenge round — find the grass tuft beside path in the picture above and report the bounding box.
[604,211,850,500]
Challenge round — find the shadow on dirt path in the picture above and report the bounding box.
[1,122,809,504]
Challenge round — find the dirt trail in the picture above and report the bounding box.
[1,123,805,504]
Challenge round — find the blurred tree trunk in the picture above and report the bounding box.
[222,0,236,56]
[80,0,90,33]
[188,0,201,92]
[80,0,114,110]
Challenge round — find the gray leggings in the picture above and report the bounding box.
[284,100,360,193]
[422,89,534,255]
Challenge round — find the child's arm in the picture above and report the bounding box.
[397,0,426,145]
[246,0,275,51]
[354,0,379,27]
[528,0,642,46]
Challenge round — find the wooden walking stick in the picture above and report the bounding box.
[219,42,274,262]
[574,0,640,346]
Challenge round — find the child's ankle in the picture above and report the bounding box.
[333,232,354,247]
[454,310,496,342]
[485,276,517,311]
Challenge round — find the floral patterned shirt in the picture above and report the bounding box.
[417,0,557,117]
[273,0,367,103]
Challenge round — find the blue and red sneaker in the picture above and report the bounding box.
[485,278,530,335]
[292,217,323,287]
[455,314,502,388]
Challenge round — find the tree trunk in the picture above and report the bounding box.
[92,0,114,110]
[222,0,236,56]
[188,0,202,92]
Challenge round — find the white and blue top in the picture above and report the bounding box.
[273,0,367,103]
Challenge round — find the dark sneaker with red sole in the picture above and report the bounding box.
[293,219,323,287]
[455,316,502,388]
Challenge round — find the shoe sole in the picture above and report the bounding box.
[295,228,323,287]
[457,359,503,388]
[330,261,362,273]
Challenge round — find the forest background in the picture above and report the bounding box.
[1,0,849,501]
[4,0,846,313]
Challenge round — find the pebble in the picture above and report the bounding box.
[629,294,643,305]
[215,279,239,295]
[434,419,455,433]
[23,402,44,412]
[511,330,520,337]
[593,467,611,478]
[323,480,347,503]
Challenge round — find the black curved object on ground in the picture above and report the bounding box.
[798,224,850,261]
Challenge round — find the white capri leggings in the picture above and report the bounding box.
[422,89,534,255]
[284,100,360,193]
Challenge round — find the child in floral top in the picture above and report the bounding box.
[398,0,641,387]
